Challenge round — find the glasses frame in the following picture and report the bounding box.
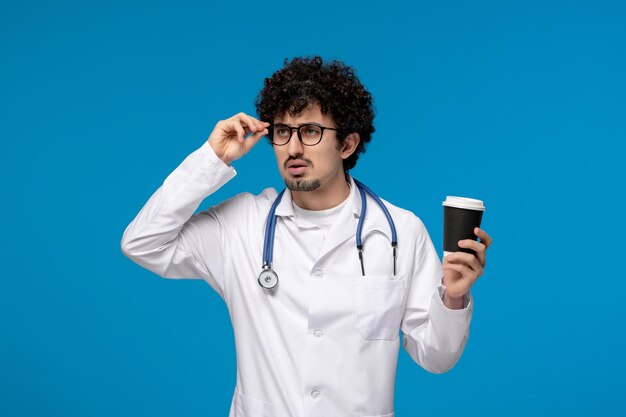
[267,123,341,146]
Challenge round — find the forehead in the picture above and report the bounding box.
[274,103,335,125]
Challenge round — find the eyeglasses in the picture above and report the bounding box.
[267,123,341,146]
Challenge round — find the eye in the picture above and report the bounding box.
[302,125,322,137]
[275,126,290,137]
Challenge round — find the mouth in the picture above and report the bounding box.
[286,159,309,176]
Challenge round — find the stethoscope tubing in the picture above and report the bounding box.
[260,180,397,289]
[262,189,285,269]
[353,179,398,247]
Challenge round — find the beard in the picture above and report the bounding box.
[283,156,320,191]
[284,178,321,192]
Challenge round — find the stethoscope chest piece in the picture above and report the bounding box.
[258,266,278,290]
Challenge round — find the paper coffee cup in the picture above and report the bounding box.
[443,196,485,258]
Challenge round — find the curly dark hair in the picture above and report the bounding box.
[255,56,375,171]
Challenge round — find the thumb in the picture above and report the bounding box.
[243,129,267,153]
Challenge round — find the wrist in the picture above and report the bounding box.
[442,291,465,310]
[208,140,232,166]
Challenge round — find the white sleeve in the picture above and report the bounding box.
[400,217,473,374]
[120,141,236,297]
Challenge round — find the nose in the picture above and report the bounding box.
[286,128,304,156]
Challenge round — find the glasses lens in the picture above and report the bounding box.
[270,124,291,145]
[299,125,322,145]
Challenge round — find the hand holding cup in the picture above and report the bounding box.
[441,197,492,308]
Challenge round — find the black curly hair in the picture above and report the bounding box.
[255,56,375,171]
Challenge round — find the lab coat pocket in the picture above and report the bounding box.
[356,275,407,340]
[233,387,273,417]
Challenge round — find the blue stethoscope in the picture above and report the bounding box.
[258,179,398,290]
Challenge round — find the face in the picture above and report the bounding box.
[272,104,354,195]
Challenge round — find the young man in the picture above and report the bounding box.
[121,56,492,417]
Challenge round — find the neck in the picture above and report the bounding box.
[291,175,351,210]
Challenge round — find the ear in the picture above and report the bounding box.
[340,133,360,160]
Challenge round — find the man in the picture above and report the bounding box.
[121,56,492,417]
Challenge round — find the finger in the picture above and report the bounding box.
[217,120,237,138]
[443,262,479,283]
[445,251,475,265]
[252,117,271,131]
[445,251,484,276]
[238,113,264,133]
[229,120,246,142]
[249,115,266,132]
[243,129,267,152]
[228,113,250,134]
[475,227,493,249]
[458,239,487,267]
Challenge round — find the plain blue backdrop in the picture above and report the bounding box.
[1,0,625,416]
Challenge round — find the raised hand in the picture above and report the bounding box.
[207,112,270,165]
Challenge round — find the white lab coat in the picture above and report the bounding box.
[121,141,473,417]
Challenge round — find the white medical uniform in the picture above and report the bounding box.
[121,141,473,417]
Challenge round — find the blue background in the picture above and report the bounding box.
[1,0,625,416]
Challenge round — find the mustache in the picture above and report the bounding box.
[283,156,314,169]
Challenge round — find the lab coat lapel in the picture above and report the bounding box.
[274,188,296,218]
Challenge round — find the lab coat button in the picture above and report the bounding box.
[313,269,324,279]
[313,329,324,339]
[310,389,321,400]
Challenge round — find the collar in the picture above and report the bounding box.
[273,176,394,241]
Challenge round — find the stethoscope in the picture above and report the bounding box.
[258,179,398,290]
